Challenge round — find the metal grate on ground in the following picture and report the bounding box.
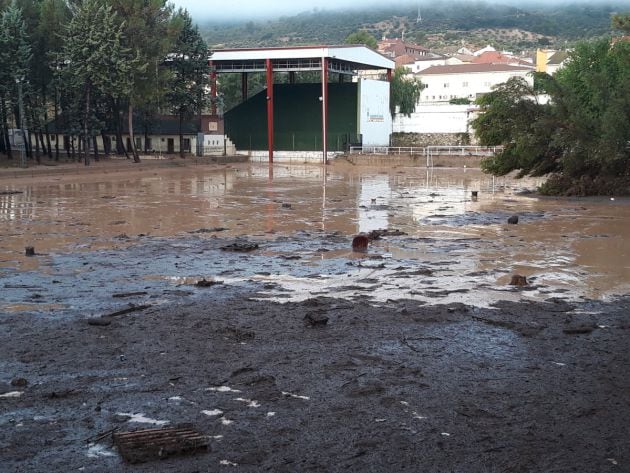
[112,424,210,463]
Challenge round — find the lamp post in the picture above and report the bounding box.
[15,76,27,168]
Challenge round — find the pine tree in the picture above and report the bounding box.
[167,9,210,158]
[61,0,133,165]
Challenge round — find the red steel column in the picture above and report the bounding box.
[321,57,328,164]
[266,59,274,164]
[241,72,248,103]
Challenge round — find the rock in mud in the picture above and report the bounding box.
[221,241,259,252]
[196,278,222,287]
[25,246,35,256]
[281,203,292,209]
[352,235,369,252]
[507,215,519,224]
[304,312,329,327]
[509,275,528,286]
[10,378,28,387]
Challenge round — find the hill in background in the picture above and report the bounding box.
[200,2,628,52]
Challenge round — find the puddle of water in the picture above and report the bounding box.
[1,163,629,314]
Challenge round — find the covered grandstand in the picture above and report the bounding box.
[208,46,395,163]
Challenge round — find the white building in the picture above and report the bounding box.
[393,103,475,134]
[417,63,534,103]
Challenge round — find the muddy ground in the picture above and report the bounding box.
[1,160,629,472]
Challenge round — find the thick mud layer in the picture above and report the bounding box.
[1,291,629,472]
[1,162,629,471]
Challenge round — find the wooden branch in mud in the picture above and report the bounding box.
[112,291,148,298]
[104,304,151,318]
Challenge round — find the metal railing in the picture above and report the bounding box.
[348,145,503,167]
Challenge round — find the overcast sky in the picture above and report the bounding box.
[170,0,387,21]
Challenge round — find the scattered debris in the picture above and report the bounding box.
[112,291,148,298]
[0,391,23,399]
[87,318,112,327]
[281,203,292,209]
[507,215,519,224]
[0,190,23,195]
[188,227,228,233]
[282,391,310,400]
[509,275,528,286]
[103,304,151,318]
[10,378,27,387]
[201,409,223,417]
[471,191,478,200]
[113,425,209,464]
[352,235,369,252]
[304,312,329,327]
[196,279,223,288]
[206,386,241,393]
[221,241,259,252]
[46,389,77,399]
[25,246,35,257]
[367,228,407,240]
[85,427,120,444]
[563,326,596,335]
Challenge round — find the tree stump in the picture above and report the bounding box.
[352,235,369,252]
[509,275,528,286]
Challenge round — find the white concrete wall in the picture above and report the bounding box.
[418,69,533,103]
[393,103,474,134]
[241,150,343,163]
[358,79,392,146]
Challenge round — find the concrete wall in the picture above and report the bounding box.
[358,79,392,146]
[240,150,344,163]
[391,132,474,147]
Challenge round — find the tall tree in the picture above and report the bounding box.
[109,0,174,162]
[167,9,209,158]
[61,0,132,165]
[612,13,630,34]
[344,30,378,49]
[0,0,32,160]
[390,66,422,116]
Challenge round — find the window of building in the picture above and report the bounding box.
[443,83,449,88]
[462,81,469,87]
[183,138,191,152]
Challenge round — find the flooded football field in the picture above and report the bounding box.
[1,162,628,316]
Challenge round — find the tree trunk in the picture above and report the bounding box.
[93,135,99,161]
[84,82,91,165]
[179,111,184,158]
[128,102,140,162]
[53,95,60,161]
[101,131,110,156]
[43,87,52,159]
[0,98,12,160]
[70,136,76,161]
[114,99,128,158]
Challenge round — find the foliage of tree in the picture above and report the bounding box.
[390,67,422,117]
[0,0,31,160]
[472,38,630,195]
[612,13,630,34]
[167,9,210,157]
[344,30,378,49]
[108,0,174,162]
[61,0,133,165]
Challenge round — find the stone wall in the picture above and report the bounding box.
[391,132,478,147]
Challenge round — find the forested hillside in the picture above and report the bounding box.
[201,2,628,51]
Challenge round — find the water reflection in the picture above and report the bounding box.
[1,164,629,300]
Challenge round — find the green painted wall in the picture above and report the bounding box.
[224,83,360,151]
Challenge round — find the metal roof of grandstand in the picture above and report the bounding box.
[209,45,394,75]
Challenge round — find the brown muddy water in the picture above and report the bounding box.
[0,163,629,317]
